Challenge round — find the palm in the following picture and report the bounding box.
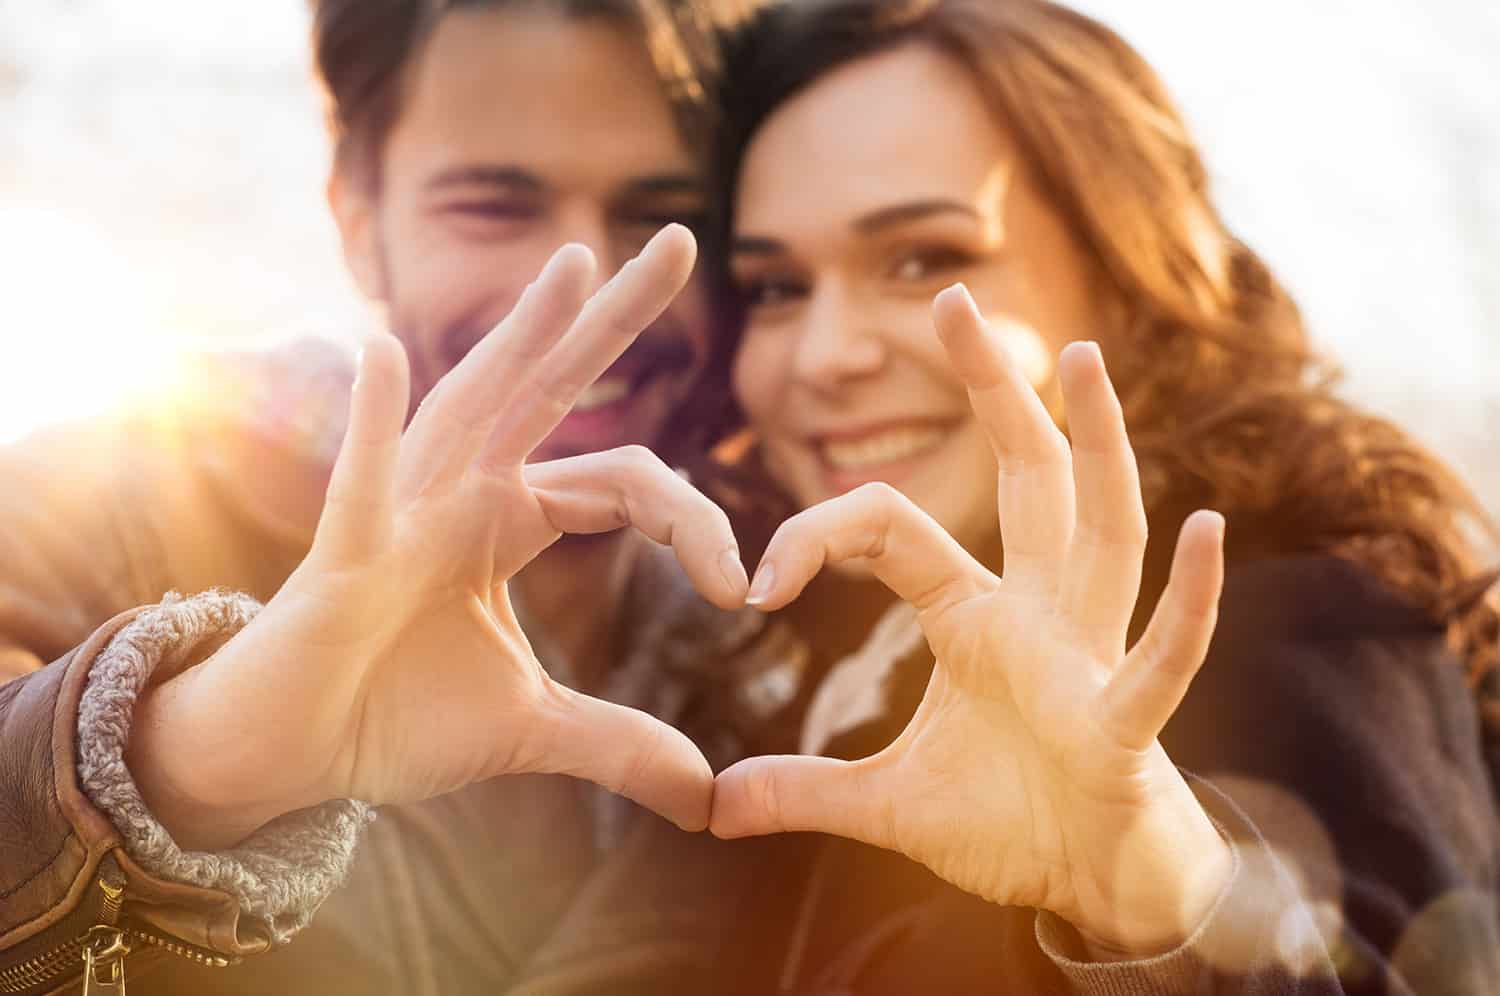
[883,598,1159,912]
[713,286,1230,950]
[287,474,551,799]
[316,583,544,805]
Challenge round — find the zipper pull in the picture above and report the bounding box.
[81,926,130,996]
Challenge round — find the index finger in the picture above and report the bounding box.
[525,446,749,609]
[481,224,698,469]
[747,482,994,619]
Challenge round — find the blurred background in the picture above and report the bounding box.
[1,1,1496,510]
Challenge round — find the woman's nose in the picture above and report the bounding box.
[791,283,887,391]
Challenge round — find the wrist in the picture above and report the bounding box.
[126,667,312,850]
[1068,789,1235,959]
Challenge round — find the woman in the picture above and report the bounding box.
[662,0,1500,991]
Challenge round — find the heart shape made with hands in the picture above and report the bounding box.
[132,231,1231,952]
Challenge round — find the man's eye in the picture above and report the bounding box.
[736,275,808,310]
[888,247,977,283]
[447,201,540,221]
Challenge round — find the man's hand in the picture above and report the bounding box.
[128,226,748,849]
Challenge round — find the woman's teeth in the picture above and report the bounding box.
[572,377,631,413]
[821,425,950,470]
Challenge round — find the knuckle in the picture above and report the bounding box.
[510,677,569,775]
[607,497,631,530]
[1043,429,1073,465]
[854,480,905,512]
[1186,597,1220,630]
[856,480,900,501]
[615,442,657,467]
[611,444,666,487]
[746,764,784,828]
[1111,512,1151,550]
[1079,506,1148,552]
[618,720,665,797]
[603,313,641,346]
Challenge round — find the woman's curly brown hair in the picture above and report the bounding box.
[697,0,1500,726]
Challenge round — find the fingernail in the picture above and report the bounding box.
[719,548,749,598]
[745,563,776,607]
[939,281,972,308]
[1069,340,1103,371]
[545,242,595,281]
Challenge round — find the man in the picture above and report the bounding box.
[0,2,757,992]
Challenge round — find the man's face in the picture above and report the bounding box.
[335,6,710,463]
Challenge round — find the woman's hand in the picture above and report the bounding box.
[711,284,1232,955]
[130,226,748,848]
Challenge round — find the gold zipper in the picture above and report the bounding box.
[0,873,233,995]
[80,927,129,995]
[116,928,231,969]
[0,934,90,993]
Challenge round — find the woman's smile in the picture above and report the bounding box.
[804,417,965,494]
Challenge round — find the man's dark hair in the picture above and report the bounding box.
[309,0,726,190]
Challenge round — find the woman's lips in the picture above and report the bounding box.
[809,419,961,494]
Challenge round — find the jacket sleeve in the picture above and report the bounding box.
[0,595,369,995]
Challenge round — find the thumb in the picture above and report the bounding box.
[528,681,714,831]
[710,754,887,846]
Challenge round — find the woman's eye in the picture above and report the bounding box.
[736,275,809,310]
[888,247,976,283]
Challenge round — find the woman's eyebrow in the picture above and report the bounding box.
[731,200,982,259]
[852,199,981,234]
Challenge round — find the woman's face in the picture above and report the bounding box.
[730,43,1112,554]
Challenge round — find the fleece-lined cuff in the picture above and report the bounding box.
[1038,777,1338,995]
[76,590,372,945]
